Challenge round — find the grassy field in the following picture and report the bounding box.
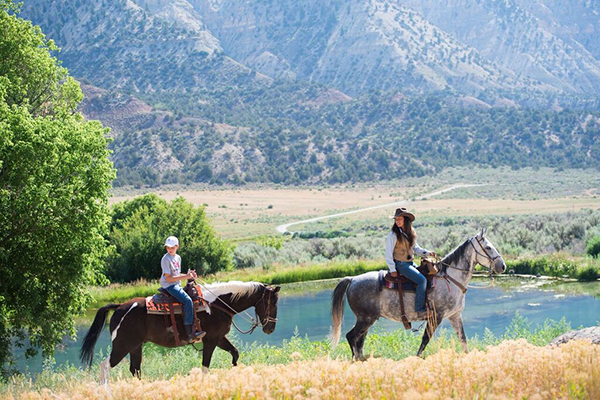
[2,314,590,399]
[4,331,598,398]
[110,167,600,239]
[5,167,597,397]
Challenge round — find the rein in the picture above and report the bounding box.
[439,236,498,292]
[196,280,277,335]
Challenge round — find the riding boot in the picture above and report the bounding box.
[184,324,206,342]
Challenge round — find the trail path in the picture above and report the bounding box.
[275,184,482,234]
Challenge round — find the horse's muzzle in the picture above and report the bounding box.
[494,258,507,274]
[263,323,276,334]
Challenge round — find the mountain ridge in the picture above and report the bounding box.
[16,0,600,187]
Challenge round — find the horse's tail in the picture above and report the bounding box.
[331,277,352,349]
[80,303,120,368]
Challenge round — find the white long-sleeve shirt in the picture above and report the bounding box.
[385,231,432,272]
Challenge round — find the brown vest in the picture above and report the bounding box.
[393,234,414,262]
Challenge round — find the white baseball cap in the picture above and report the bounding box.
[164,236,179,247]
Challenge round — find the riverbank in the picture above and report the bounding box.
[89,254,599,307]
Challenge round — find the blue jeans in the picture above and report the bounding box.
[395,260,427,312]
[165,285,194,325]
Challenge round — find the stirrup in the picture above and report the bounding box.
[191,330,206,343]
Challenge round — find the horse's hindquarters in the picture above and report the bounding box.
[345,272,383,317]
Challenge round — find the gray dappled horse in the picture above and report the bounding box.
[331,229,506,360]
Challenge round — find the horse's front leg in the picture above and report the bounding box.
[217,336,239,366]
[202,339,218,373]
[448,313,469,353]
[416,316,441,357]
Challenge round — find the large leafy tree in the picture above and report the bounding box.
[0,0,114,374]
[107,194,232,282]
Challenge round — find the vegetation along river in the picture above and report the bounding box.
[15,277,600,375]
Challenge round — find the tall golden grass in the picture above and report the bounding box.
[6,339,598,399]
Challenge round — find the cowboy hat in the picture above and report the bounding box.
[390,207,415,221]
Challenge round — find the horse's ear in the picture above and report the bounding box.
[273,286,281,293]
[479,227,485,238]
[483,227,488,236]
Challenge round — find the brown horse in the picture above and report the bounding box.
[80,281,280,384]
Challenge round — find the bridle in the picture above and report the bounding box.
[441,235,500,293]
[256,286,278,326]
[202,283,278,335]
[470,235,502,268]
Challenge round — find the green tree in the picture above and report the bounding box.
[0,1,114,375]
[107,194,232,282]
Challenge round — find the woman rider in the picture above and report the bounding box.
[385,207,436,314]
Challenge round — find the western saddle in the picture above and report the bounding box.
[382,257,438,330]
[146,280,207,346]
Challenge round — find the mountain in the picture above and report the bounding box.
[22,0,270,93]
[193,0,535,96]
[516,0,600,60]
[79,83,600,187]
[16,0,600,186]
[400,0,600,95]
[22,0,600,97]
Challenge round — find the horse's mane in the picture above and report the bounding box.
[202,281,263,303]
[440,238,471,273]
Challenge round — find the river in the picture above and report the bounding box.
[13,277,600,375]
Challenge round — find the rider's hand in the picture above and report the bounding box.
[189,270,197,279]
[429,251,437,258]
[390,271,398,277]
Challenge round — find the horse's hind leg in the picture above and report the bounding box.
[217,336,239,366]
[346,318,376,361]
[448,313,468,353]
[355,329,372,361]
[129,344,143,379]
[99,344,130,386]
[416,317,441,357]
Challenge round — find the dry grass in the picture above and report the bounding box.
[296,196,600,231]
[109,165,600,239]
[110,185,424,238]
[9,340,598,399]
[109,185,420,216]
[110,185,600,239]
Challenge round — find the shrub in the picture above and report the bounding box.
[506,255,599,280]
[576,265,599,281]
[257,235,284,250]
[106,194,232,282]
[585,236,600,258]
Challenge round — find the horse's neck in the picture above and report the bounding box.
[443,244,476,285]
[223,290,261,313]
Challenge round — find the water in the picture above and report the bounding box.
[14,278,600,375]
[260,278,600,345]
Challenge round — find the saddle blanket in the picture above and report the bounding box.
[146,294,209,315]
[378,270,435,292]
